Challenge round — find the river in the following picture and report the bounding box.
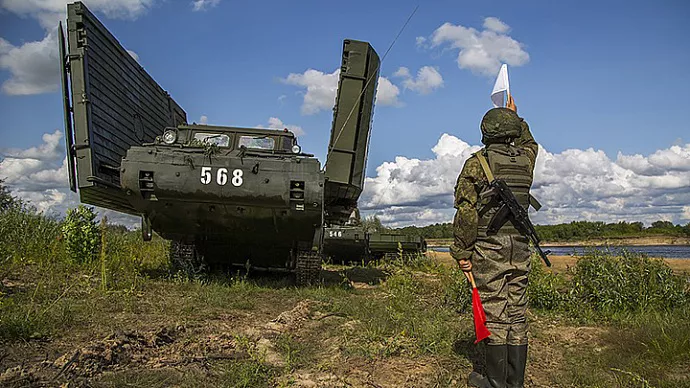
[428,245,690,259]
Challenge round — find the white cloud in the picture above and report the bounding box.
[258,117,305,137]
[10,132,690,230]
[282,68,401,115]
[126,49,140,62]
[1,130,69,194]
[0,0,155,95]
[375,77,401,106]
[422,17,529,76]
[361,134,690,227]
[283,69,340,115]
[415,36,427,47]
[361,134,480,213]
[1,0,155,29]
[191,0,220,11]
[0,31,60,95]
[393,67,411,78]
[483,17,510,33]
[394,66,444,95]
[4,130,64,160]
[0,130,137,226]
[199,115,208,125]
[683,206,690,220]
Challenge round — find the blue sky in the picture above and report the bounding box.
[1,0,689,226]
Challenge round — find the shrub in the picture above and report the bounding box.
[569,250,688,316]
[527,250,690,320]
[62,205,101,264]
[528,257,570,310]
[441,267,472,313]
[0,203,64,266]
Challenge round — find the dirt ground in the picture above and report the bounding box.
[0,289,615,388]
[1,255,688,387]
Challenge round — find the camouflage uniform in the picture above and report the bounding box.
[451,108,538,388]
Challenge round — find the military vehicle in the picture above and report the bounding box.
[59,2,381,284]
[322,211,427,263]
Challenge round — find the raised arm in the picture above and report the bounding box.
[507,94,537,166]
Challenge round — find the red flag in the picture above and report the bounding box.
[465,272,491,344]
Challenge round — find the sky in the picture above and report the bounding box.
[0,0,689,228]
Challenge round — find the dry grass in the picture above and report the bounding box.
[2,205,689,387]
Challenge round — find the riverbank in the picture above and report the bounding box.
[426,236,690,247]
[426,251,690,274]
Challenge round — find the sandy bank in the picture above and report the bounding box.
[426,251,690,273]
[426,236,690,247]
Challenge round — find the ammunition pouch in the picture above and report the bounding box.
[474,146,536,237]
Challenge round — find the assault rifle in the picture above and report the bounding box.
[486,179,552,267]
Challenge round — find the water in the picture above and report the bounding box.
[428,245,690,259]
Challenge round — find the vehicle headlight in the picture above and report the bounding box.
[162,129,177,144]
[291,145,302,154]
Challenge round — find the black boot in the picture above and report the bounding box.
[485,344,508,388]
[467,371,490,388]
[506,344,527,388]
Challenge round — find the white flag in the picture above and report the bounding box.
[491,64,510,108]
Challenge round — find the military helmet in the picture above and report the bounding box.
[480,108,522,144]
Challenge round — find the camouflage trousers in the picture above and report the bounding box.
[472,234,531,346]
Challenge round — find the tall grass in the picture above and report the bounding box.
[0,203,169,341]
[528,250,690,321]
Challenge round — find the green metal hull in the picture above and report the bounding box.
[369,233,427,256]
[323,227,427,263]
[120,146,323,267]
[323,226,368,262]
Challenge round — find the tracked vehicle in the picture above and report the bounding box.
[322,210,427,263]
[59,2,380,284]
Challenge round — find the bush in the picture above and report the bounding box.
[569,250,688,315]
[528,257,569,310]
[0,203,64,267]
[62,205,101,264]
[528,251,690,320]
[441,267,472,313]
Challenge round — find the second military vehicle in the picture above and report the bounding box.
[59,2,382,284]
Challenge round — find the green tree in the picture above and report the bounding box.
[0,179,19,211]
[62,205,101,263]
[362,215,389,233]
[650,220,674,229]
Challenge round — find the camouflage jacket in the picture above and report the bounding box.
[450,120,538,261]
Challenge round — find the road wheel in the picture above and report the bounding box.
[295,250,322,286]
[170,240,207,278]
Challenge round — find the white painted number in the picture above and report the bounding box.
[231,169,243,187]
[217,168,228,185]
[328,231,343,238]
[200,167,243,187]
[200,167,212,185]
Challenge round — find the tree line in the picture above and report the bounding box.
[381,218,690,241]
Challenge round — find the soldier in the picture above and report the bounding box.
[451,95,538,388]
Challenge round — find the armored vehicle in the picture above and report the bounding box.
[322,210,427,263]
[59,2,380,284]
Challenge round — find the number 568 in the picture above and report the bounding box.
[200,167,243,187]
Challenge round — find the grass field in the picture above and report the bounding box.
[1,206,690,387]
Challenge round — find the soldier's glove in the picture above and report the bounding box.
[457,259,472,272]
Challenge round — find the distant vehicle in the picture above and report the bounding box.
[59,2,381,284]
[322,211,427,263]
